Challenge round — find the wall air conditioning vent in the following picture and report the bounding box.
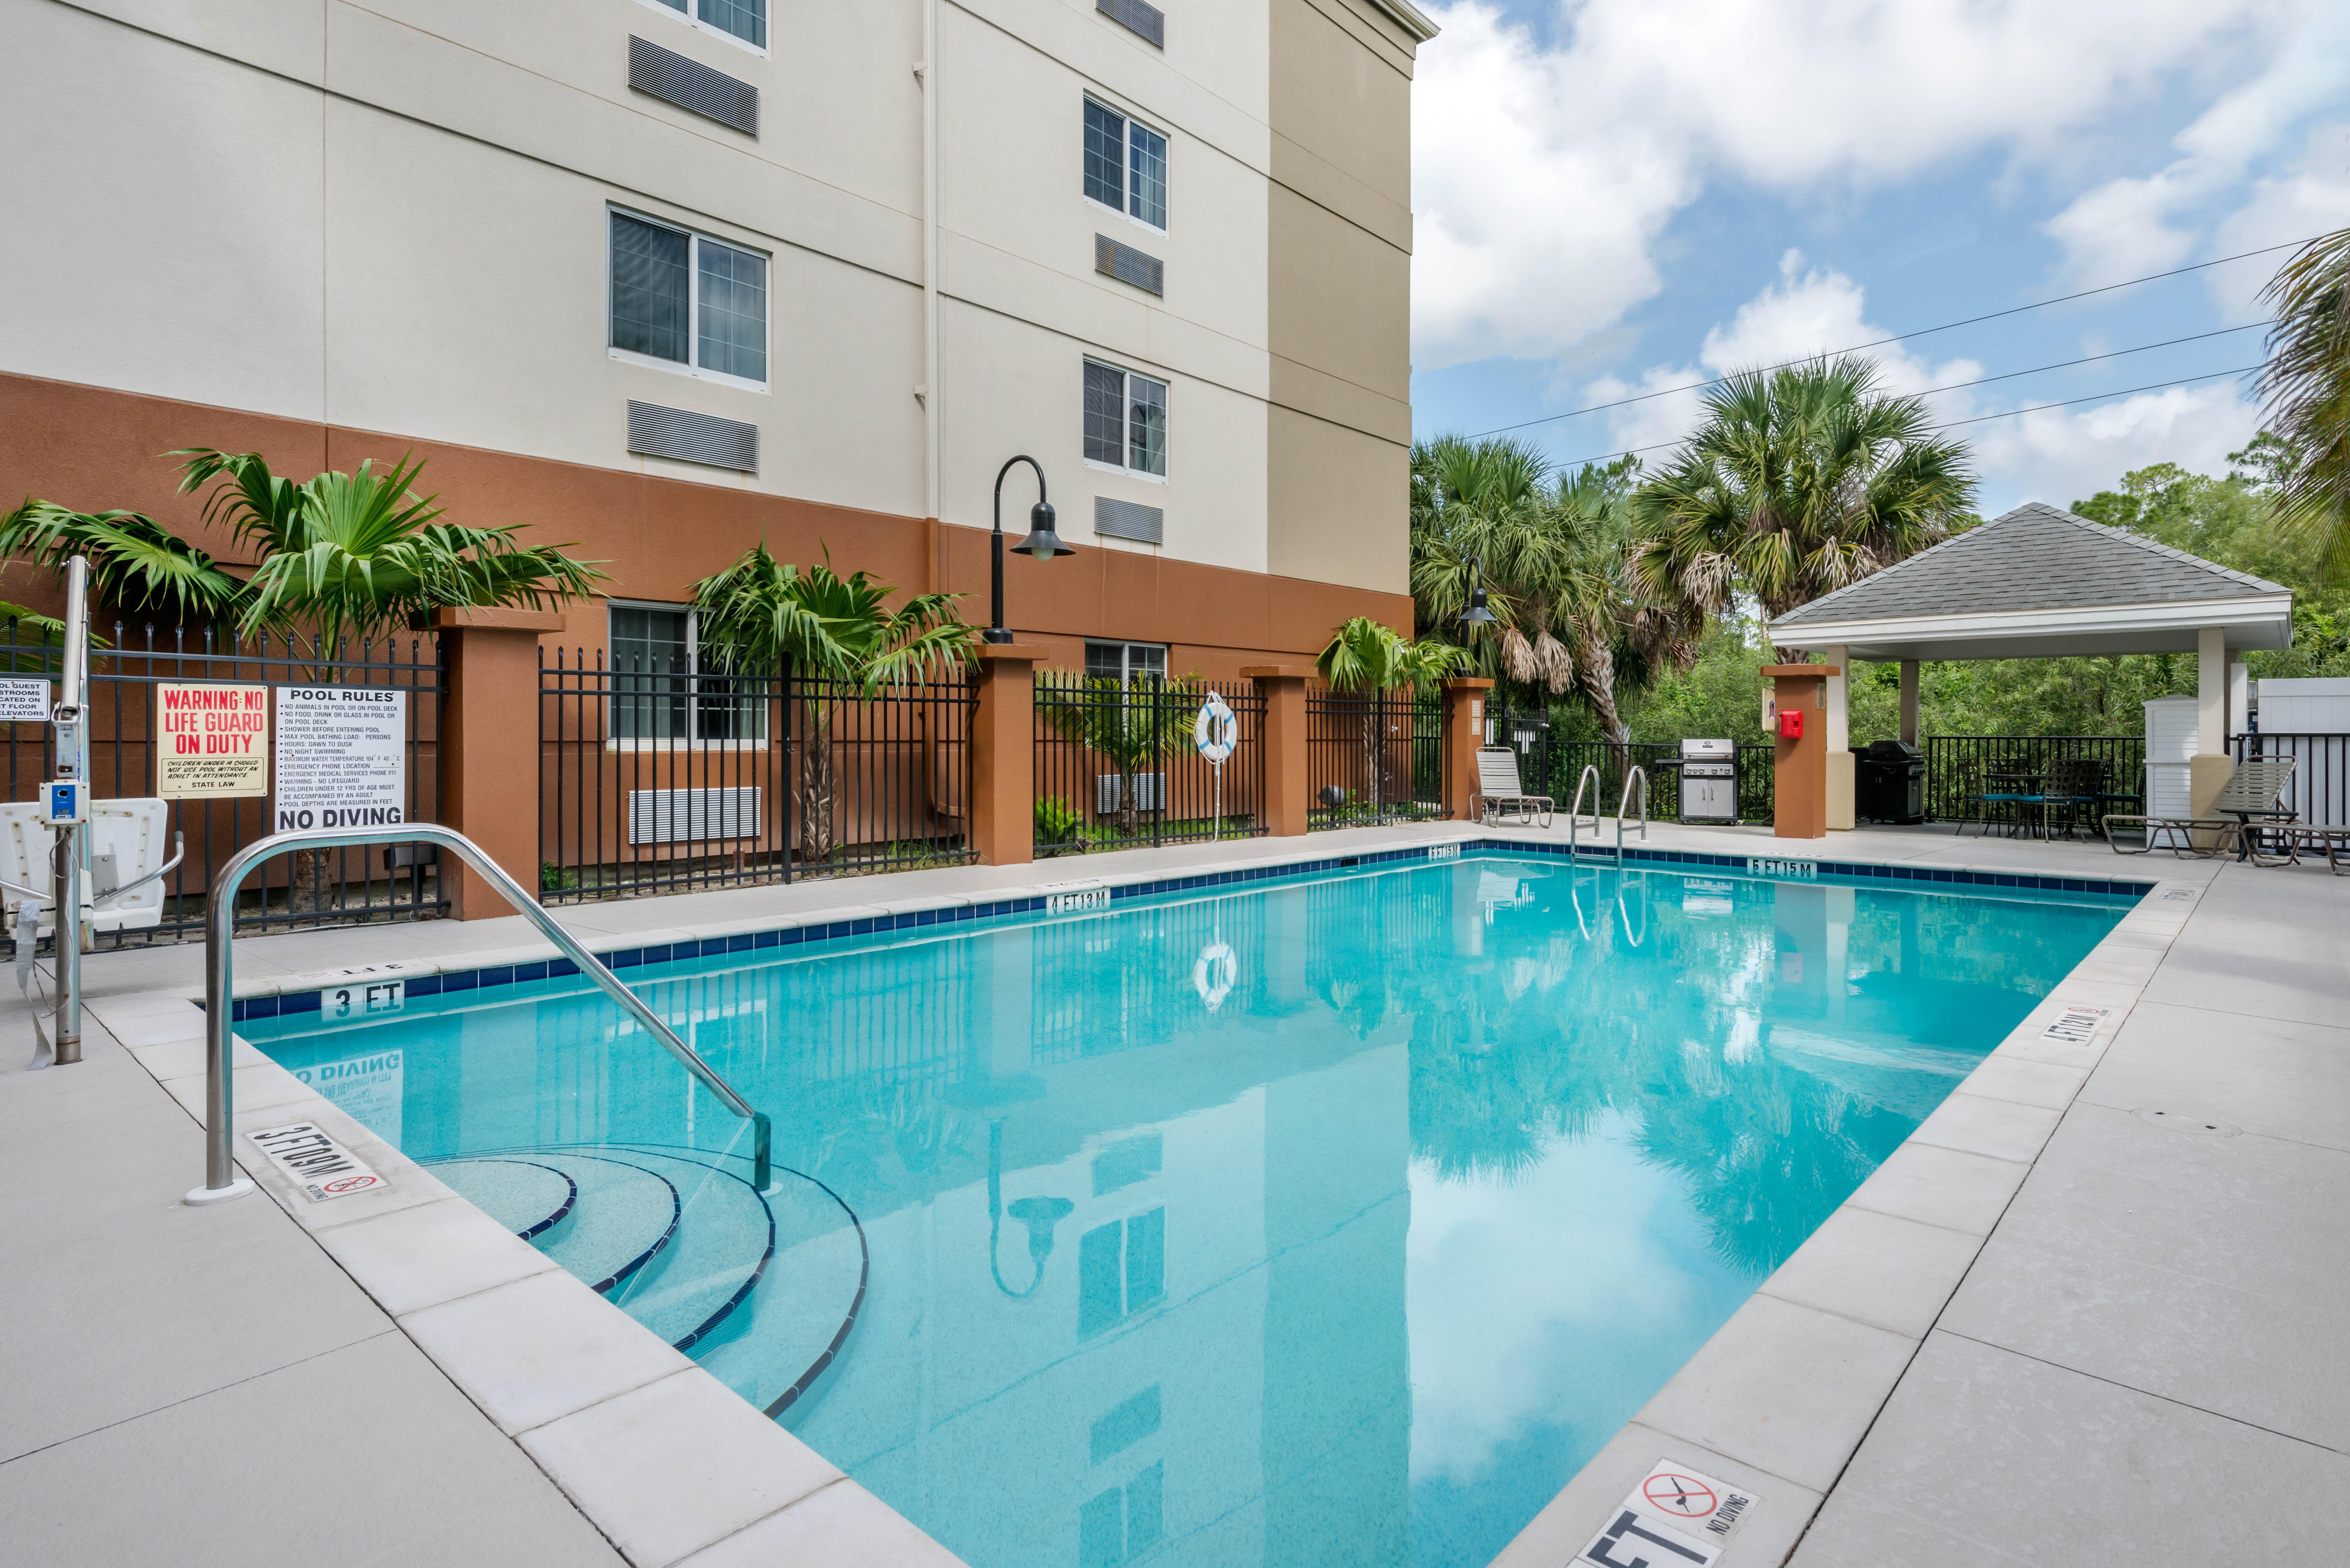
[627,400,759,472]
[1094,235,1164,297]
[628,787,762,846]
[1094,496,1164,545]
[1097,0,1165,46]
[628,35,759,135]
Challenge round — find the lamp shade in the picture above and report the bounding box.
[1015,500,1074,558]
[1461,585,1498,624]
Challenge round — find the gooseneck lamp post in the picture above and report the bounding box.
[1460,554,1498,628]
[988,455,1073,644]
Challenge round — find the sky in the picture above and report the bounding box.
[1406,0,2350,516]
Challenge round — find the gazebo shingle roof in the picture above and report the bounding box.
[1773,502,2289,628]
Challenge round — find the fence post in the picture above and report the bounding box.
[1242,665,1313,837]
[971,643,1044,866]
[435,607,564,919]
[1441,678,1493,821]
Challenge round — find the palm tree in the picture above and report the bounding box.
[1034,670,1192,840]
[2254,226,2350,580]
[4,448,606,910]
[1315,615,1467,812]
[690,544,977,862]
[1632,355,1975,658]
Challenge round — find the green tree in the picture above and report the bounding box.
[1034,671,1194,840]
[690,543,977,862]
[1316,615,1468,812]
[2254,226,2350,580]
[1632,355,1977,655]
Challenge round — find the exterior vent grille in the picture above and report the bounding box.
[1097,0,1165,46]
[628,787,762,846]
[1094,496,1164,545]
[1094,235,1164,296]
[627,400,758,472]
[628,35,759,135]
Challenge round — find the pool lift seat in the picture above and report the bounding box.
[0,796,182,936]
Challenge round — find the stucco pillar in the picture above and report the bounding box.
[1898,660,1920,747]
[1241,665,1313,838]
[1762,663,1837,840]
[435,607,564,920]
[1814,644,1853,831]
[1441,678,1493,821]
[970,643,1044,866]
[2196,626,2227,756]
[2228,656,2250,738]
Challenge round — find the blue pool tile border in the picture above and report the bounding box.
[230,840,2156,1020]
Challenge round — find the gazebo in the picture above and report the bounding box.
[1760,502,2295,836]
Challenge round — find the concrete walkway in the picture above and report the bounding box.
[1,819,2341,1565]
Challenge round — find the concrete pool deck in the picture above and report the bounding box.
[1,818,2341,1565]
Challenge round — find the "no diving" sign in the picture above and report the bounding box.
[247,1121,387,1202]
[1578,1460,1759,1568]
[275,686,408,833]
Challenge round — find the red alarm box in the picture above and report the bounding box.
[1778,709,1804,740]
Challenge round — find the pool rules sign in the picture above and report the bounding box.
[156,682,271,798]
[274,686,408,831]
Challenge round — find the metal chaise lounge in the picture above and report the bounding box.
[2103,757,2297,859]
[1471,744,1554,828]
[2248,822,2350,873]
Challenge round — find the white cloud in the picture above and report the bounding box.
[1413,0,2289,368]
[1968,383,2263,512]
[2208,121,2350,319]
[2040,4,2350,288]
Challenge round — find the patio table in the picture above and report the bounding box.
[1980,771,2048,838]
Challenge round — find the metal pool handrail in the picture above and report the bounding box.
[1615,766,1649,859]
[1566,765,1602,855]
[187,824,771,1205]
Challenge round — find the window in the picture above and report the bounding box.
[1079,1463,1164,1567]
[648,0,766,50]
[1078,1207,1165,1338]
[1084,361,1167,478]
[1085,641,1167,686]
[610,211,768,387]
[1082,100,1168,229]
[609,603,765,743]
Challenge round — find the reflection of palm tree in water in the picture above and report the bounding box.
[1304,867,1949,1275]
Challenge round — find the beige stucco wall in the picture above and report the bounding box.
[1262,0,1419,600]
[1,0,1420,605]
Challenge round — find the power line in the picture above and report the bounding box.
[1552,363,2264,471]
[1901,322,2268,399]
[1465,235,2314,439]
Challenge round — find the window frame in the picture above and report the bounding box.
[1080,96,1169,235]
[1084,641,1169,687]
[604,599,769,751]
[1082,358,1170,483]
[607,207,772,394]
[634,0,769,57]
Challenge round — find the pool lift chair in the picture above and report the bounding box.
[1471,744,1554,828]
[2103,757,2298,860]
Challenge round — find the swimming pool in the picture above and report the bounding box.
[246,854,2133,1568]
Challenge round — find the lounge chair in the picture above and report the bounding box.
[2248,823,2350,873]
[2104,757,2297,859]
[1471,745,1554,828]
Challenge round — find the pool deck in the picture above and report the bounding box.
[1,818,2341,1566]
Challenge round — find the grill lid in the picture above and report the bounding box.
[1680,737,1735,760]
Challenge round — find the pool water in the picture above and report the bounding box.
[248,857,2131,1568]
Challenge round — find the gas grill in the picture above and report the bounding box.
[1678,737,1739,824]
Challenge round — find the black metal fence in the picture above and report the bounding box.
[2233,732,2350,828]
[0,621,445,947]
[1306,685,1446,829]
[1032,673,1268,855]
[1924,735,2146,827]
[540,649,976,903]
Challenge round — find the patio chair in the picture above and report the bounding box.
[2044,757,2104,840]
[2248,824,2350,873]
[1471,745,1554,828]
[2104,757,2297,859]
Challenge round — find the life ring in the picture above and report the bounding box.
[1193,941,1237,1011]
[1194,693,1239,763]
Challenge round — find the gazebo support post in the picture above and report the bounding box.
[1898,661,1919,748]
[1816,644,1854,831]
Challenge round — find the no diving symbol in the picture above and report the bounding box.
[1642,1473,1716,1519]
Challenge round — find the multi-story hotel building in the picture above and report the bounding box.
[0,0,1434,680]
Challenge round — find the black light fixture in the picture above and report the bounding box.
[988,455,1073,644]
[1461,554,1498,626]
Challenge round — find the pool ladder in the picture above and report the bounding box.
[184,823,771,1206]
[1567,764,1649,862]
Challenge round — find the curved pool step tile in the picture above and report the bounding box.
[602,1146,776,1353]
[424,1157,578,1240]
[692,1168,869,1419]
[513,1151,684,1294]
